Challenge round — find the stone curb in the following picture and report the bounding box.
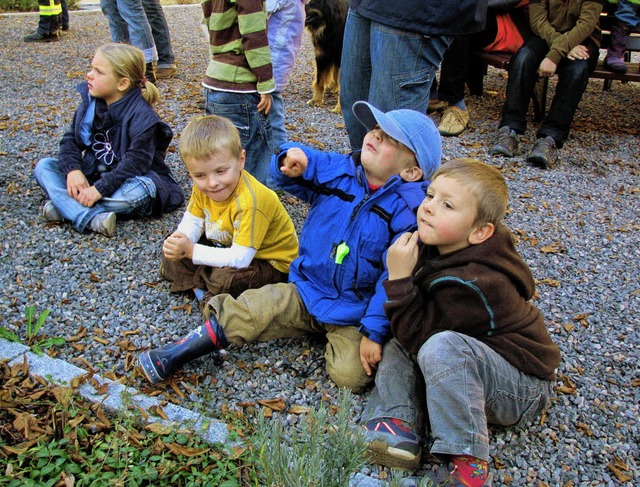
[0,338,382,486]
[0,337,227,445]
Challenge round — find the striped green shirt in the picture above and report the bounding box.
[202,0,275,93]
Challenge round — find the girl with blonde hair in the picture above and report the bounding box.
[33,43,183,237]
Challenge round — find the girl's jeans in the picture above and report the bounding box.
[499,36,599,146]
[364,332,554,462]
[33,157,156,233]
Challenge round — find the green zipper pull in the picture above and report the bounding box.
[335,242,350,264]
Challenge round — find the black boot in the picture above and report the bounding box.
[145,62,156,83]
[139,317,228,384]
[604,19,631,74]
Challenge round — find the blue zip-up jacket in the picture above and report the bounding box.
[271,142,428,344]
[58,82,184,215]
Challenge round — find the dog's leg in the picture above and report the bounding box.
[307,55,327,107]
[330,65,341,114]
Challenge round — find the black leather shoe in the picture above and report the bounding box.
[23,30,59,42]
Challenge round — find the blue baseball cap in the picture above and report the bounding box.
[352,101,442,180]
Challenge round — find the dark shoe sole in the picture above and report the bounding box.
[138,350,165,384]
[24,36,59,42]
[366,439,422,470]
[526,154,551,169]
[490,146,518,158]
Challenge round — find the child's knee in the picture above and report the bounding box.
[418,331,470,376]
[326,361,372,393]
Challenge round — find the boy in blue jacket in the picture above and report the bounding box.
[139,101,442,392]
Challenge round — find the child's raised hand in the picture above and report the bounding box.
[387,231,419,280]
[279,147,308,178]
[162,232,193,260]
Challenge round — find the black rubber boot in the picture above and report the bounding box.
[138,317,228,384]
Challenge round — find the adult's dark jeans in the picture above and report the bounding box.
[499,36,599,147]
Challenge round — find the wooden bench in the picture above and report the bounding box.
[468,4,640,122]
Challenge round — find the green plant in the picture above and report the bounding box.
[1,305,64,355]
[0,358,260,486]
[252,390,368,487]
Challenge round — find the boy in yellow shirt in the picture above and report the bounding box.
[159,115,298,302]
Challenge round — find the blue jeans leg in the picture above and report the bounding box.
[99,175,156,216]
[418,331,553,462]
[537,39,599,146]
[34,158,156,232]
[141,0,175,67]
[340,8,451,150]
[204,89,276,187]
[100,0,157,63]
[270,91,287,148]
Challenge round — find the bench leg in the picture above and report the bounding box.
[532,77,548,123]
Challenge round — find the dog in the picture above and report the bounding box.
[304,0,349,113]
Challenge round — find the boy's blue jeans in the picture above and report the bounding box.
[339,8,451,151]
[364,332,553,462]
[33,157,156,233]
[204,89,277,187]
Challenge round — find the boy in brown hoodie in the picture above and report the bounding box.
[361,159,561,486]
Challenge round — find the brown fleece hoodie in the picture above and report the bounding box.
[383,224,561,380]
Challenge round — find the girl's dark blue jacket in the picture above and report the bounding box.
[57,82,184,215]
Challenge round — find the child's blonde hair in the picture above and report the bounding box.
[95,43,160,105]
[431,158,508,226]
[179,115,243,162]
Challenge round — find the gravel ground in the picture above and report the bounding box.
[1,6,639,486]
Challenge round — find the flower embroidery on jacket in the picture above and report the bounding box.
[93,130,116,167]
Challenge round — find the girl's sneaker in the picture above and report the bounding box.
[42,201,62,222]
[89,212,116,237]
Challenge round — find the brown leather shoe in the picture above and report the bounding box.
[156,66,178,79]
[145,63,156,83]
[490,126,520,157]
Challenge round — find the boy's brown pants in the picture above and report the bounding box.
[160,256,288,298]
